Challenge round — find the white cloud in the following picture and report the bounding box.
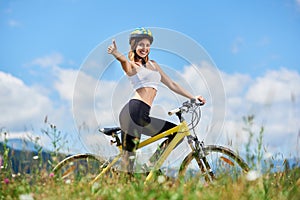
[246,68,300,104]
[53,68,78,102]
[53,66,126,127]
[0,71,52,130]
[177,65,300,158]
[31,53,64,68]
[52,67,133,153]
[222,68,299,157]
[54,68,113,127]
[222,72,251,97]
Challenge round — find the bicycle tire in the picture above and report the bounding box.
[179,145,249,183]
[52,153,107,183]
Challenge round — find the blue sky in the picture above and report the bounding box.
[1,0,300,77]
[1,0,300,161]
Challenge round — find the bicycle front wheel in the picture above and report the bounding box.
[179,145,249,183]
[52,153,107,183]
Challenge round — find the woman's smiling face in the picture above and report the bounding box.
[135,38,151,58]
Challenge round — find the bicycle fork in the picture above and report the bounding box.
[187,136,215,182]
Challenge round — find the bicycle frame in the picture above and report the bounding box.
[90,120,191,185]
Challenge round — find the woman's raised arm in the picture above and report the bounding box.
[107,39,132,75]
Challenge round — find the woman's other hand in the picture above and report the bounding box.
[195,95,206,105]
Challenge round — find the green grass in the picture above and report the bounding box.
[1,167,300,200]
[1,116,300,199]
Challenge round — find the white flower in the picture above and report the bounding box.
[246,170,261,181]
[157,175,166,183]
[263,152,273,160]
[65,179,71,184]
[19,194,34,200]
[33,156,39,160]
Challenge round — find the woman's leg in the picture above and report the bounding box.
[119,99,151,172]
[120,131,139,172]
[142,117,179,167]
[142,117,177,138]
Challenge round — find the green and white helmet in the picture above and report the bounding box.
[129,27,153,44]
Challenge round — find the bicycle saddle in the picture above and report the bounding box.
[99,127,121,136]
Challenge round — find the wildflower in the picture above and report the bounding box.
[157,175,166,183]
[246,170,261,181]
[4,178,9,184]
[19,194,34,200]
[49,172,54,178]
[65,179,71,184]
[263,152,273,159]
[33,155,39,160]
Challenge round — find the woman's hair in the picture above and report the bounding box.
[128,38,149,65]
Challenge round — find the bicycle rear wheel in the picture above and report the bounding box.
[52,153,107,183]
[179,145,249,183]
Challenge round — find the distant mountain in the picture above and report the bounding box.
[5,138,45,152]
[1,139,299,176]
[0,138,66,174]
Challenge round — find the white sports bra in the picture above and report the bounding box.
[128,61,161,91]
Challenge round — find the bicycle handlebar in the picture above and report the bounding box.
[168,98,204,116]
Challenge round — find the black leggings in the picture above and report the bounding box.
[119,99,177,152]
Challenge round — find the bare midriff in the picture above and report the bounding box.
[132,87,157,107]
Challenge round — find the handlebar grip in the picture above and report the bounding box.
[198,102,205,106]
[168,108,181,116]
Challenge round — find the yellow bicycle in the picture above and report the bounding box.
[53,99,249,184]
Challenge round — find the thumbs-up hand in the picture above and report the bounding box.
[107,39,117,54]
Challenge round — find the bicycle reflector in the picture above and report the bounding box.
[220,156,235,166]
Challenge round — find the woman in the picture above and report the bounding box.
[107,27,206,172]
